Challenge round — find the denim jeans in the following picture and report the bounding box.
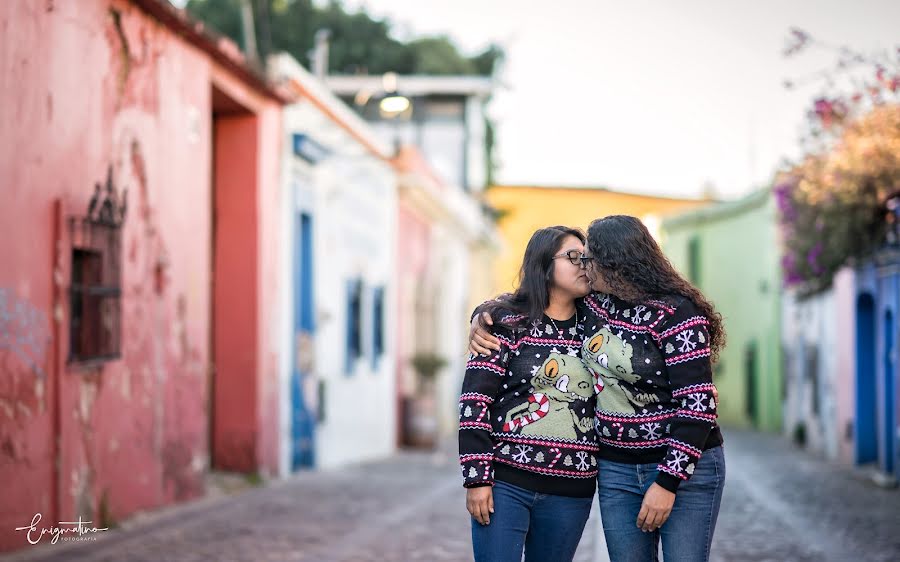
[470,480,593,562]
[597,445,726,562]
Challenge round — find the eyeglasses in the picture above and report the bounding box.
[552,250,591,268]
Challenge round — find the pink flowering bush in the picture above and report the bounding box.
[777,30,900,297]
[776,105,900,297]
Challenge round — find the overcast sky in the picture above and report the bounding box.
[346,0,899,199]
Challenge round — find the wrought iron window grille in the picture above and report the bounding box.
[67,166,127,365]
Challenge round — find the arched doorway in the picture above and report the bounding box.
[855,294,877,464]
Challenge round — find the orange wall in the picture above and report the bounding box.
[485,186,710,296]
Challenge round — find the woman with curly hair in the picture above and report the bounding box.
[580,215,725,562]
[471,215,726,561]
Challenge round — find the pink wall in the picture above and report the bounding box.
[395,202,432,444]
[254,104,283,477]
[0,0,282,552]
[834,268,857,464]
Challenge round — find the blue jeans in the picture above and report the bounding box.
[471,480,593,562]
[597,446,726,562]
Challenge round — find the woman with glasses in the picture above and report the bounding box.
[458,225,598,562]
[470,216,726,562]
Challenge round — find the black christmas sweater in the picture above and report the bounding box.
[458,309,600,498]
[581,292,723,493]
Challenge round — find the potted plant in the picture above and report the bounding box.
[411,352,447,393]
[404,351,448,449]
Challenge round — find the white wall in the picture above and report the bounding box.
[465,96,488,191]
[278,61,398,472]
[312,152,397,468]
[782,288,840,459]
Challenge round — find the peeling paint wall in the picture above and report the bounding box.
[0,0,282,553]
[0,290,52,533]
[780,269,857,465]
[782,288,839,458]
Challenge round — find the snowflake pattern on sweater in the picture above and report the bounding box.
[581,292,721,492]
[458,310,599,495]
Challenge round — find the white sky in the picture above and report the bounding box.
[347,0,900,199]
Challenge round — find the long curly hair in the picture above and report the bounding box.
[586,215,725,363]
[480,225,586,327]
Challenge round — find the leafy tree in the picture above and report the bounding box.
[775,105,900,296]
[407,36,477,75]
[184,0,503,76]
[187,0,249,50]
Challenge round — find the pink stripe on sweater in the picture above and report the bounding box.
[659,317,709,339]
[665,349,711,365]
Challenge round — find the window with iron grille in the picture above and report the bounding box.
[68,167,126,365]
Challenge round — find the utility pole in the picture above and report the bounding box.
[239,0,259,67]
[311,29,331,79]
[254,0,273,67]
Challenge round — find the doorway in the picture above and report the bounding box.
[855,293,877,464]
[882,309,895,474]
[291,211,316,469]
[209,85,260,472]
[745,342,759,428]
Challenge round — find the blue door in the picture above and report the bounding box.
[291,212,316,469]
[883,309,895,475]
[856,294,877,464]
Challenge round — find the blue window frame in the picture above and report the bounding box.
[371,287,385,369]
[345,279,363,374]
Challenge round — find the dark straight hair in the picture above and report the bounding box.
[480,225,585,327]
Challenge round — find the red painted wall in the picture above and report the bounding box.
[213,114,260,472]
[0,0,282,553]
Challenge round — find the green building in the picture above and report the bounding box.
[661,188,783,431]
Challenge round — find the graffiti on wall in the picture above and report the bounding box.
[0,288,51,378]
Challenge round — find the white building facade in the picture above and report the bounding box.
[272,55,398,473]
[326,74,500,441]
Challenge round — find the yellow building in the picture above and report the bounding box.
[485,185,711,296]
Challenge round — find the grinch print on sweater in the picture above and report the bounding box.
[582,326,661,415]
[578,292,722,493]
[458,309,600,493]
[502,352,595,440]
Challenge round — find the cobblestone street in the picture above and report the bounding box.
[4,429,898,562]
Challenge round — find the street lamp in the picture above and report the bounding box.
[377,71,411,118]
[379,94,410,116]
